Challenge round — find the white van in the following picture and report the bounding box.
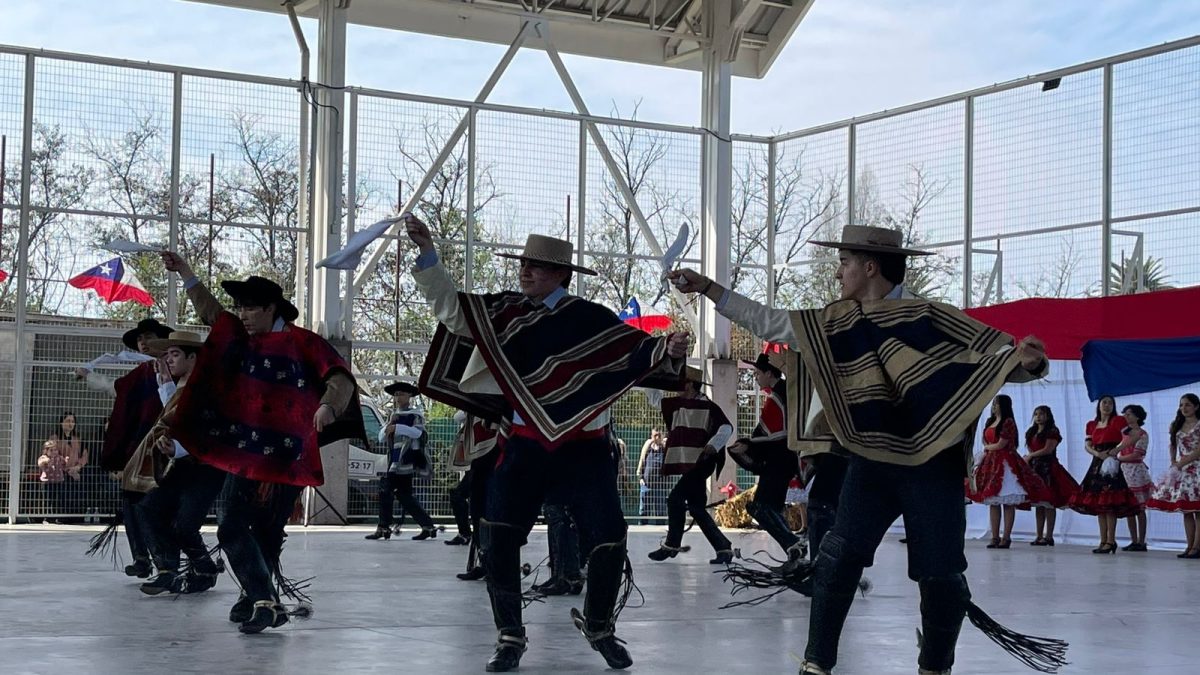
[348,397,389,479]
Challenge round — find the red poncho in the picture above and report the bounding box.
[168,313,366,487]
[99,361,162,472]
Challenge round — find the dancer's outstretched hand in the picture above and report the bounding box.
[665,269,708,294]
[159,251,195,280]
[402,213,435,253]
[1015,335,1047,372]
[666,332,689,358]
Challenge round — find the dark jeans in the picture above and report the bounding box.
[216,475,303,603]
[482,434,627,636]
[378,473,434,530]
[748,448,801,551]
[544,501,581,581]
[639,474,670,523]
[806,453,848,560]
[664,453,730,553]
[806,447,969,671]
[120,490,151,563]
[139,458,226,572]
[449,470,472,538]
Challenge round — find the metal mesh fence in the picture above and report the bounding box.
[3,38,1200,524]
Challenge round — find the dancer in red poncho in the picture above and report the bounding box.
[159,251,366,633]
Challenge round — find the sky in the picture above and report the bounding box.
[0,0,1197,135]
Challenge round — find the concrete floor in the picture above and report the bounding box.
[0,525,1194,675]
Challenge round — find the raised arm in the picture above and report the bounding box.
[403,213,472,337]
[666,269,798,347]
[160,252,224,326]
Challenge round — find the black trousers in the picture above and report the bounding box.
[748,448,801,551]
[805,453,848,560]
[663,453,730,553]
[449,470,472,538]
[139,457,226,572]
[481,434,627,637]
[216,475,303,604]
[544,501,581,581]
[378,473,434,530]
[120,490,152,563]
[805,447,969,671]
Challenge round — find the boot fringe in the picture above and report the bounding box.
[716,552,815,608]
[966,601,1069,673]
[85,513,122,567]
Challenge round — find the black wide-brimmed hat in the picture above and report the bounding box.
[220,276,299,322]
[741,352,784,378]
[122,318,174,351]
[384,381,420,396]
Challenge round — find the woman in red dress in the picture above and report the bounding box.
[1068,395,1141,553]
[968,395,1052,548]
[1023,405,1080,546]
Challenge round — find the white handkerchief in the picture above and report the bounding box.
[107,238,164,254]
[316,218,399,270]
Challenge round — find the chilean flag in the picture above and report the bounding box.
[618,296,672,332]
[68,257,154,307]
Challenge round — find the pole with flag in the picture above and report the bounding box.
[68,257,155,307]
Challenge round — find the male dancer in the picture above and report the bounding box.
[367,381,438,540]
[159,252,366,633]
[646,366,735,564]
[134,331,227,596]
[81,318,173,578]
[406,215,685,671]
[730,352,805,563]
[669,225,1067,674]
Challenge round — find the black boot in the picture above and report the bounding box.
[458,566,487,581]
[709,549,734,565]
[228,594,254,623]
[572,540,633,669]
[239,600,289,634]
[412,527,437,541]
[647,542,689,562]
[803,534,867,671]
[139,571,178,596]
[482,521,528,671]
[445,534,471,546]
[485,632,528,672]
[124,558,153,579]
[748,500,801,551]
[915,575,970,672]
[364,525,391,540]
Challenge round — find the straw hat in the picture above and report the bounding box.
[146,330,204,352]
[809,225,933,257]
[495,234,597,275]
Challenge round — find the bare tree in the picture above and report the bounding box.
[1,123,94,314]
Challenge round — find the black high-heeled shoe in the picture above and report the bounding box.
[1182,549,1200,559]
[1045,536,1055,546]
[1030,538,1048,546]
[986,537,1001,549]
[1092,543,1115,554]
[364,526,390,541]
